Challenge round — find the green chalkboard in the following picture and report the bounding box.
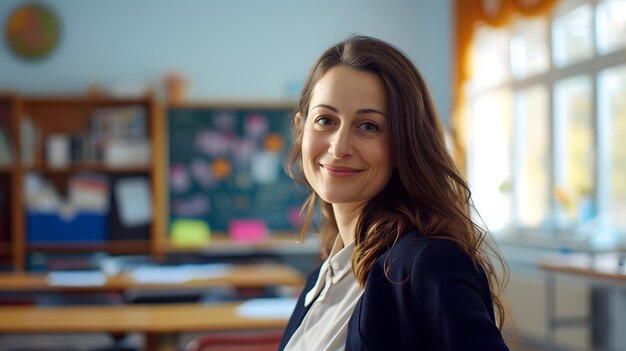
[167,105,305,233]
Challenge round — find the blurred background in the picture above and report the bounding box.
[0,0,625,350]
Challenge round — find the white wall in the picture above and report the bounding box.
[0,0,452,122]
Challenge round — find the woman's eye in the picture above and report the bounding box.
[359,122,380,132]
[315,116,333,126]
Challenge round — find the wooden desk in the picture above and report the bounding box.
[0,302,289,351]
[538,252,626,350]
[538,252,626,282]
[0,263,305,293]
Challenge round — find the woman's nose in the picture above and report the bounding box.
[328,127,352,159]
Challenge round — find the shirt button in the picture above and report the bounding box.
[332,262,340,270]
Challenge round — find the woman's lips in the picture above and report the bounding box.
[322,164,362,177]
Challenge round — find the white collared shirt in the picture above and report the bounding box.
[284,236,364,351]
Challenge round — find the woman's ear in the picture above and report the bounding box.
[295,111,303,127]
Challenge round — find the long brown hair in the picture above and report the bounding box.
[286,35,509,328]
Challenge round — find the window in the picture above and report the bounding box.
[553,75,594,228]
[598,65,626,228]
[466,0,626,237]
[469,88,513,231]
[552,2,594,68]
[510,17,550,79]
[596,0,626,53]
[513,86,550,228]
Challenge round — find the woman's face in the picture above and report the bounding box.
[301,65,392,209]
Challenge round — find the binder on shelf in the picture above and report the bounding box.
[0,128,11,165]
[45,134,70,168]
[25,173,109,243]
[0,189,7,242]
[20,116,37,166]
[108,174,150,241]
[27,210,107,243]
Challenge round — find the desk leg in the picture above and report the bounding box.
[160,334,177,351]
[145,333,177,351]
[145,333,158,351]
[546,272,556,351]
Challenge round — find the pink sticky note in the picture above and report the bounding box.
[228,219,269,243]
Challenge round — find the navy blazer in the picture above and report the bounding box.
[279,230,509,350]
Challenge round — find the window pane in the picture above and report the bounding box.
[553,76,594,229]
[510,16,550,79]
[552,3,594,67]
[513,86,550,228]
[471,25,510,89]
[596,0,626,54]
[469,88,513,232]
[598,65,626,229]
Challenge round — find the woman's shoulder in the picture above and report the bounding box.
[370,230,483,284]
[378,230,472,263]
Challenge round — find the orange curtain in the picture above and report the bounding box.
[452,0,558,173]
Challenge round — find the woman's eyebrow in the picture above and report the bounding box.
[310,104,386,117]
[310,104,339,112]
[356,108,387,117]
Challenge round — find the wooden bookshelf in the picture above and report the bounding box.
[1,93,167,271]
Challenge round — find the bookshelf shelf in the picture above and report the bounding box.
[25,164,151,174]
[164,233,299,252]
[27,240,150,254]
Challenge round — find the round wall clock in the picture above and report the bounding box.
[5,3,61,60]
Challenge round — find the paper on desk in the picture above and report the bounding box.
[130,263,232,284]
[236,297,298,319]
[47,270,107,287]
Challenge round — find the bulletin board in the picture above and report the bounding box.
[167,105,305,234]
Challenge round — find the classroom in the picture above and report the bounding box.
[0,0,625,350]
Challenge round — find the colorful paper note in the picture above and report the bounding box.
[171,219,211,247]
[228,219,268,243]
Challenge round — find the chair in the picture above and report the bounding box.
[184,330,284,351]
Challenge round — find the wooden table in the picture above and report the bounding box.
[0,302,289,351]
[538,252,626,350]
[538,252,626,282]
[0,263,305,293]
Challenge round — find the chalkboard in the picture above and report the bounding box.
[167,105,305,234]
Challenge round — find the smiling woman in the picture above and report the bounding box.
[280,35,511,351]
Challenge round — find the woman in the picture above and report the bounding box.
[280,35,510,350]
